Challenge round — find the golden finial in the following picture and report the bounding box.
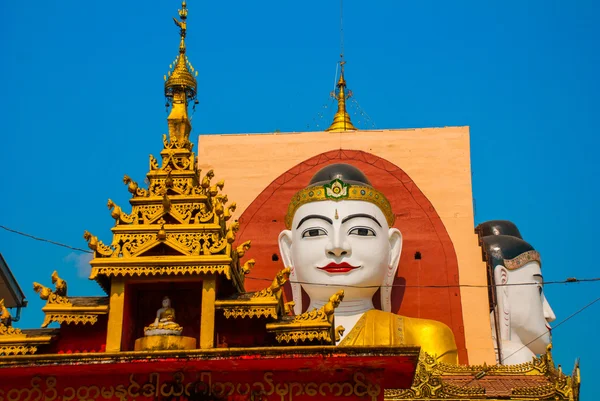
[327,0,357,133]
[164,0,197,148]
[326,61,357,132]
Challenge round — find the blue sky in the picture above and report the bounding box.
[1,0,598,396]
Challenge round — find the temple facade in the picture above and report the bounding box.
[0,2,580,400]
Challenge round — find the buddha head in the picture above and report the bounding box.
[278,164,402,314]
[477,221,556,359]
[162,296,172,309]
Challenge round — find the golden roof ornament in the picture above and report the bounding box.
[326,60,357,132]
[164,0,198,148]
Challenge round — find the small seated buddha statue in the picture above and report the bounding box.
[144,296,183,336]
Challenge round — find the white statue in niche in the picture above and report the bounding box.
[478,221,556,365]
[278,163,458,363]
[144,296,183,336]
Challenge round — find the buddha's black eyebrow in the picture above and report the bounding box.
[296,215,333,229]
[533,274,543,279]
[341,213,382,228]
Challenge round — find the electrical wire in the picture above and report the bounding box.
[244,275,600,289]
[2,224,600,290]
[0,225,92,254]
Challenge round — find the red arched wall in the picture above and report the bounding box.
[235,149,467,363]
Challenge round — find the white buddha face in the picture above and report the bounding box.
[162,297,171,308]
[279,200,402,308]
[496,261,556,355]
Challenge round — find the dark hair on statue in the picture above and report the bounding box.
[475,221,535,313]
[308,163,373,187]
[475,220,522,244]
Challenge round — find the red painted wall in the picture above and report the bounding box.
[235,150,467,363]
[51,316,107,354]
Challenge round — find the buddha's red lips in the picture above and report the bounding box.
[318,262,359,273]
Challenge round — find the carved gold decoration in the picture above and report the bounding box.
[0,322,21,336]
[83,231,115,257]
[51,271,67,296]
[284,301,295,315]
[0,299,12,328]
[241,258,255,275]
[32,282,70,305]
[0,345,37,356]
[253,268,290,300]
[219,305,278,320]
[274,330,332,343]
[107,199,136,224]
[292,290,344,325]
[90,264,231,280]
[384,345,580,400]
[41,314,98,328]
[266,290,344,344]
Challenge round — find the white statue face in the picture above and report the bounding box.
[162,297,171,308]
[497,261,556,355]
[279,200,402,308]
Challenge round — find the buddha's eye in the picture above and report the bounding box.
[302,228,327,238]
[348,227,376,237]
[538,286,543,296]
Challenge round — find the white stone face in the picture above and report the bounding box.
[506,261,556,353]
[493,261,556,363]
[279,199,402,321]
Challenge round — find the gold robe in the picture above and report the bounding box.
[338,309,458,364]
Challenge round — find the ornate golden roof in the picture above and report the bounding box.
[83,1,247,294]
[326,61,357,132]
[385,345,580,400]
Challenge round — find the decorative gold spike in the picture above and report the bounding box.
[157,224,167,241]
[326,61,357,132]
[0,299,14,328]
[51,271,67,297]
[236,240,251,258]
[284,301,296,316]
[253,268,291,300]
[241,259,256,275]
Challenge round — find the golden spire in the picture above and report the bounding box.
[326,61,357,132]
[164,0,198,148]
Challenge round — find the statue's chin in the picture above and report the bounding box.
[303,283,377,304]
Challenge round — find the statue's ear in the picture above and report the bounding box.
[381,228,403,312]
[278,230,303,315]
[493,265,511,340]
[278,230,293,269]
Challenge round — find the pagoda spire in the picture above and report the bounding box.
[326,60,357,132]
[164,0,198,148]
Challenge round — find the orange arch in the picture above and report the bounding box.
[236,149,467,363]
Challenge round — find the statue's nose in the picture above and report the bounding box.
[543,296,556,323]
[327,246,349,257]
[326,232,351,257]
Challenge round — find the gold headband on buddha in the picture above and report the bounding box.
[284,178,395,229]
[503,250,541,270]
